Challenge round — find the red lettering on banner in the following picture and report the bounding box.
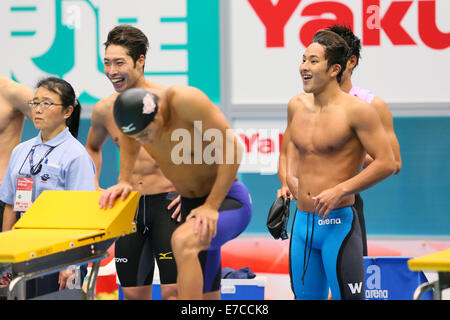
[239,133,259,152]
[299,2,354,48]
[258,138,274,154]
[363,0,416,46]
[279,133,284,151]
[238,133,285,154]
[248,0,301,47]
[418,0,450,50]
[249,0,449,50]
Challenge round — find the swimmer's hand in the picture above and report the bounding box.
[187,204,218,242]
[312,186,344,219]
[277,185,293,200]
[168,194,182,222]
[58,269,75,290]
[99,182,133,209]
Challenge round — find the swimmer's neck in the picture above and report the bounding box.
[41,125,67,143]
[340,77,353,94]
[313,80,342,108]
[131,76,149,90]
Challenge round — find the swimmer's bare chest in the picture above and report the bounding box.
[142,130,217,198]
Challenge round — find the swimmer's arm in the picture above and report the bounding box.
[368,97,402,174]
[208,139,243,210]
[193,153,241,242]
[312,102,396,218]
[85,102,110,190]
[286,140,299,200]
[278,127,289,189]
[278,126,290,198]
[99,132,139,209]
[281,127,300,200]
[169,85,241,240]
[278,99,298,199]
[169,85,241,210]
[340,102,397,196]
[117,133,140,185]
[8,81,33,121]
[362,154,372,168]
[202,142,242,241]
[2,204,16,231]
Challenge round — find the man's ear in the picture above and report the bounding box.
[330,63,342,79]
[136,54,146,71]
[347,55,358,72]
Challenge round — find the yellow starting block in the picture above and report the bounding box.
[408,248,450,300]
[0,190,139,300]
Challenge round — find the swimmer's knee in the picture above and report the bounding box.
[172,223,198,255]
[171,221,210,258]
[171,225,186,251]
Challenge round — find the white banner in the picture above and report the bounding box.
[230,0,450,104]
[234,119,286,174]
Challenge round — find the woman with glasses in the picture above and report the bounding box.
[0,76,95,298]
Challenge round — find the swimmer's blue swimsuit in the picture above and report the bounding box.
[289,206,365,300]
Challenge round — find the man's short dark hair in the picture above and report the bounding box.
[104,25,149,67]
[326,24,361,68]
[311,30,351,83]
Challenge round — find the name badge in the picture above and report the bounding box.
[14,177,33,212]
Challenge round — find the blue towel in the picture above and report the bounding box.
[221,267,256,279]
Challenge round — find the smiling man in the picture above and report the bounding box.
[85,25,181,300]
[286,30,396,300]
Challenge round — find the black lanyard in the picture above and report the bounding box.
[19,145,56,176]
[30,145,55,175]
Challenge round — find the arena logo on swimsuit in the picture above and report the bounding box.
[248,0,449,50]
[317,217,342,226]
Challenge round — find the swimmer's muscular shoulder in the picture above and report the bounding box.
[0,77,31,107]
[166,85,219,124]
[91,93,119,125]
[94,81,167,119]
[344,94,376,125]
[0,77,32,119]
[0,80,13,113]
[287,93,311,120]
[0,77,16,101]
[167,85,201,110]
[146,81,167,91]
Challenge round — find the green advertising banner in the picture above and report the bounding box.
[2,0,220,106]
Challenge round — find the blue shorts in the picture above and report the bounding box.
[289,206,365,300]
[180,180,252,293]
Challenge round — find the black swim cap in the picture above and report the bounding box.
[113,88,159,135]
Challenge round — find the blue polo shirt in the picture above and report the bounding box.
[0,128,95,207]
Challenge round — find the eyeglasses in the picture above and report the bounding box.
[28,101,64,110]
